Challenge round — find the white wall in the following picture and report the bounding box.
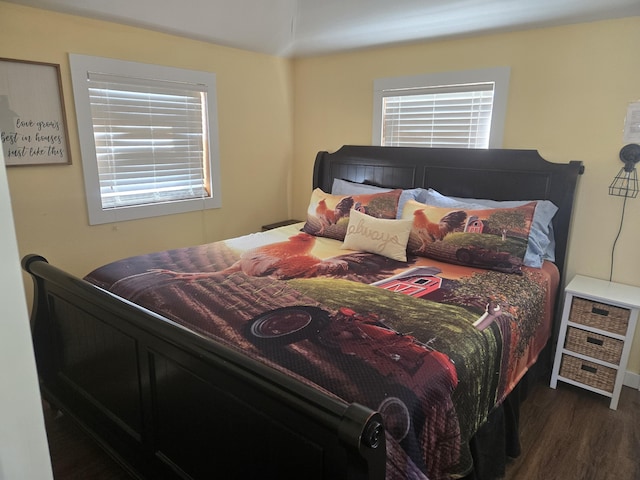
[0,146,53,479]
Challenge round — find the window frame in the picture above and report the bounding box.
[372,67,510,149]
[69,54,221,225]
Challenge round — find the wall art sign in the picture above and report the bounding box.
[0,58,71,166]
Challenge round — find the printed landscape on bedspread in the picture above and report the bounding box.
[86,224,556,480]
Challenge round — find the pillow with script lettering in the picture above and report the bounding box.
[342,209,413,262]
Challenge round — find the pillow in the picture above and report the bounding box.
[331,178,426,219]
[342,209,412,261]
[401,199,537,274]
[303,188,402,241]
[331,178,387,195]
[421,189,558,268]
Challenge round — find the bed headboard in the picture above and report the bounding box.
[313,145,584,280]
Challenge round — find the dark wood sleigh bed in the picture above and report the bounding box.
[24,145,583,480]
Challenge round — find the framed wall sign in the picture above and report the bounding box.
[0,58,72,166]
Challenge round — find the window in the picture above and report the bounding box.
[70,54,221,225]
[373,67,510,149]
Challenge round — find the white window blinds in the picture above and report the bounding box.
[381,82,495,148]
[373,67,510,149]
[87,72,211,209]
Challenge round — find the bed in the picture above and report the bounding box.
[24,145,583,480]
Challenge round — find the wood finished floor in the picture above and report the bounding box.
[505,382,639,480]
[44,380,640,479]
[43,403,133,480]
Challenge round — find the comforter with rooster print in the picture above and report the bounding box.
[85,223,558,480]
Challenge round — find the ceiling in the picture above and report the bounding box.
[7,0,640,57]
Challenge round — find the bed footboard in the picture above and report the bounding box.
[24,254,386,480]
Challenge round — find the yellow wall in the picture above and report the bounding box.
[292,18,640,374]
[0,2,294,278]
[1,2,639,376]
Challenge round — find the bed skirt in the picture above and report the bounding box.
[463,352,548,480]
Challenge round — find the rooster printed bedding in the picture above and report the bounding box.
[86,207,558,479]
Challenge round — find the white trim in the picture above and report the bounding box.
[623,369,640,389]
[69,54,221,225]
[372,67,510,148]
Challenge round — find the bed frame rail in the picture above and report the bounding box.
[24,254,386,480]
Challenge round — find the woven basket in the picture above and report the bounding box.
[569,297,629,335]
[565,326,623,365]
[559,354,616,393]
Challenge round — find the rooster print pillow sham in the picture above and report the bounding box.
[401,199,537,274]
[302,187,402,241]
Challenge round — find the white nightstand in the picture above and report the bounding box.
[550,275,640,409]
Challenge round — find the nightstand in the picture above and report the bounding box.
[550,275,640,409]
[261,219,302,231]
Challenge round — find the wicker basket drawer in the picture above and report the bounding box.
[559,354,616,393]
[569,297,630,335]
[564,326,623,364]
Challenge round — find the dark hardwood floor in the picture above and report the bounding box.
[44,381,640,479]
[505,382,639,480]
[43,402,134,480]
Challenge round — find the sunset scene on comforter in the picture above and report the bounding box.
[85,224,556,480]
